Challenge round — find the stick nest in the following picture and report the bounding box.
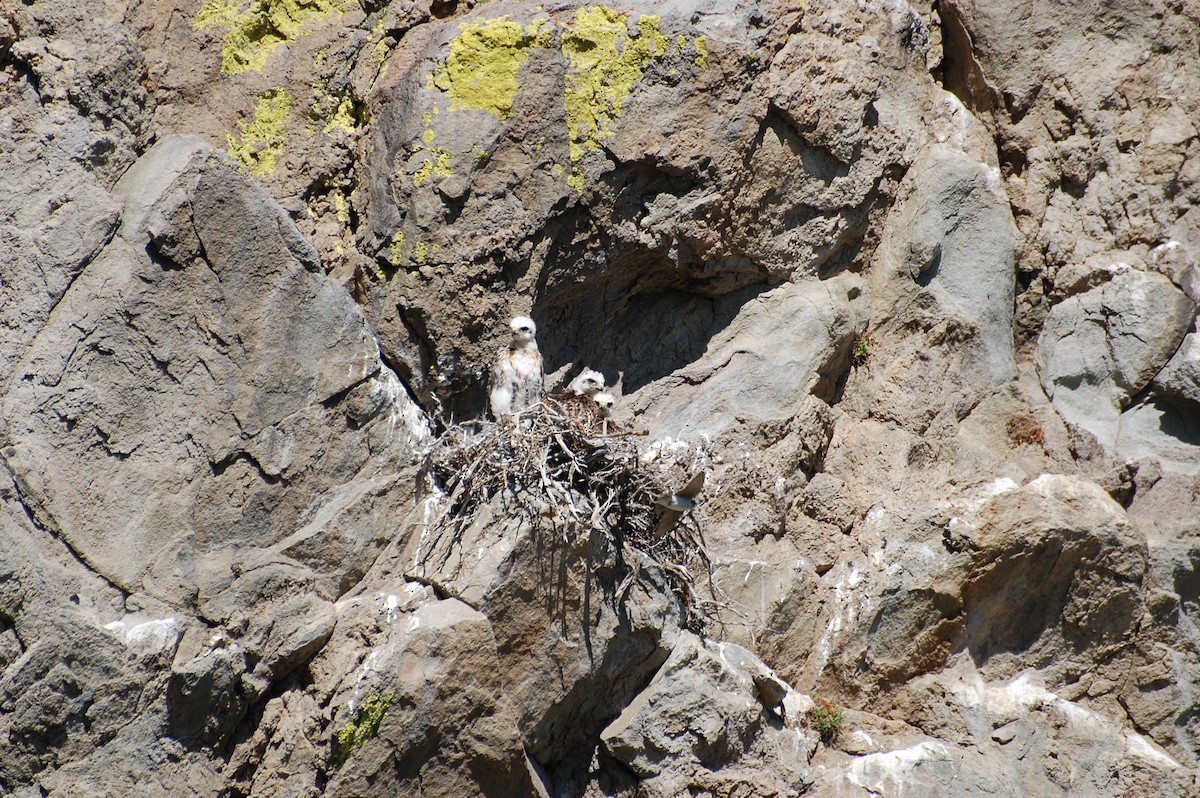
[417,401,715,628]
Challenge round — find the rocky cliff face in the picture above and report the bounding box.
[2,0,1199,795]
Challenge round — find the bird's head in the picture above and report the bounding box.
[593,391,615,417]
[509,316,537,344]
[569,367,606,396]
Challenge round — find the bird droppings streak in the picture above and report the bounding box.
[347,649,381,714]
[811,564,866,681]
[845,741,954,796]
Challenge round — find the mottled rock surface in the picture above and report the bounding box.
[3,0,1200,796]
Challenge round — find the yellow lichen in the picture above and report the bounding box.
[414,148,453,186]
[413,117,454,186]
[332,691,393,767]
[387,231,405,265]
[369,19,391,76]
[332,191,349,223]
[432,16,551,119]
[693,35,708,68]
[561,7,669,168]
[321,93,358,134]
[567,167,584,192]
[424,5,680,193]
[413,241,429,264]
[195,0,354,76]
[227,89,292,176]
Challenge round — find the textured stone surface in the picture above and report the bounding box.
[1038,262,1196,449]
[600,634,813,797]
[4,0,1200,795]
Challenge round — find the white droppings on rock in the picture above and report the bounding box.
[103,616,179,654]
[812,564,867,680]
[849,728,875,748]
[413,490,443,568]
[944,669,1183,771]
[846,741,954,795]
[947,516,976,536]
[347,649,381,714]
[863,505,888,531]
[988,477,1020,495]
[742,559,768,585]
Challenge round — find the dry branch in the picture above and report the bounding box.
[416,401,714,628]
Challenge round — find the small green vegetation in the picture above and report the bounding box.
[809,696,844,742]
[227,89,292,175]
[852,333,872,367]
[195,0,353,75]
[332,691,394,767]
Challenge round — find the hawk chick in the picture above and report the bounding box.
[489,316,543,417]
[593,391,615,417]
[567,367,606,397]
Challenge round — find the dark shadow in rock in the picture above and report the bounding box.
[1172,547,1200,618]
[758,106,853,183]
[935,1,995,116]
[531,192,773,391]
[1153,396,1200,445]
[535,273,769,394]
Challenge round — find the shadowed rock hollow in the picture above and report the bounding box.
[2,0,1199,796]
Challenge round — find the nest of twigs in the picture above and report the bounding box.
[414,400,715,628]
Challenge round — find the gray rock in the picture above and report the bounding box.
[1153,331,1200,411]
[394,495,685,789]
[167,644,249,749]
[629,274,867,440]
[4,0,1200,795]
[319,596,538,798]
[1,135,428,597]
[600,633,812,797]
[871,144,1019,386]
[1038,262,1196,461]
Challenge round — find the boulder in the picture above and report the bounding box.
[600,633,813,797]
[1,135,428,599]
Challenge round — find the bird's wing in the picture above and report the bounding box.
[678,470,706,498]
[531,352,544,399]
[653,508,682,538]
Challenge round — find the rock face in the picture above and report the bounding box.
[3,0,1200,796]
